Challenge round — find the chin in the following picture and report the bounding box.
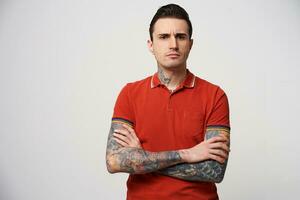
[161,62,185,69]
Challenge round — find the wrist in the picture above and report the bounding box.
[179,149,190,163]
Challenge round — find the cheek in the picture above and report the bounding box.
[153,48,164,58]
[182,46,191,56]
[152,51,162,62]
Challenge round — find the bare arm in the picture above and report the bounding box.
[107,123,229,175]
[106,122,182,174]
[158,128,230,183]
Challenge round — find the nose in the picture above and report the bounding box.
[169,36,178,50]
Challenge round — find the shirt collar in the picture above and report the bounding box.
[150,69,196,89]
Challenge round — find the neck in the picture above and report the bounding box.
[157,66,187,90]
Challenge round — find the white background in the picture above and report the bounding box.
[1,0,299,199]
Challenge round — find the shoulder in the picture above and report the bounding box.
[127,75,152,87]
[121,75,152,94]
[195,76,226,93]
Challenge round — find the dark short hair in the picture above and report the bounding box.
[149,4,193,41]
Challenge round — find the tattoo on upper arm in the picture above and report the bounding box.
[106,123,122,153]
[106,123,124,171]
[106,122,182,174]
[159,128,230,183]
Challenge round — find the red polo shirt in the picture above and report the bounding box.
[112,70,230,200]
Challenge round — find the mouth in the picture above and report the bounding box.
[166,53,180,58]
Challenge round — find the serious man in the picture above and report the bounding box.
[106,4,230,200]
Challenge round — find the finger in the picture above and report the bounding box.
[208,154,226,163]
[115,133,141,148]
[130,130,139,141]
[207,136,228,144]
[115,129,136,142]
[122,124,134,133]
[121,124,139,141]
[119,127,136,141]
[113,132,130,144]
[114,137,129,147]
[114,131,139,147]
[114,129,131,137]
[114,129,125,135]
[120,124,135,135]
[219,136,230,146]
[209,149,228,159]
[209,142,230,152]
[222,136,230,147]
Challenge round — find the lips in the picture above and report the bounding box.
[166,53,180,58]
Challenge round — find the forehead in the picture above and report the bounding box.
[153,18,189,34]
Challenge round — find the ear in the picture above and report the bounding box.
[147,39,154,54]
[189,39,193,50]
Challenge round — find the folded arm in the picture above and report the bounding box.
[158,127,230,183]
[106,122,182,174]
[107,123,229,177]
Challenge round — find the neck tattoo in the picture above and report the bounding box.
[158,67,171,85]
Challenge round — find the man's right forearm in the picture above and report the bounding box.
[106,122,229,174]
[106,122,185,174]
[107,146,184,174]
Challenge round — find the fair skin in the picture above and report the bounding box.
[107,122,229,174]
[106,17,230,182]
[114,124,229,163]
[147,18,193,91]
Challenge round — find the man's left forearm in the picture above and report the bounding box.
[159,128,230,183]
[158,156,228,183]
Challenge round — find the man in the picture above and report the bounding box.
[106,4,230,200]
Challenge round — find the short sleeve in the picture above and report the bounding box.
[207,87,230,130]
[112,84,135,127]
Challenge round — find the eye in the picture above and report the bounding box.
[159,35,167,39]
[177,35,187,40]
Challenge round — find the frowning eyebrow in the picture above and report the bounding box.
[157,33,189,38]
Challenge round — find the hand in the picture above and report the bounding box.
[180,134,230,164]
[113,124,142,148]
[219,131,230,146]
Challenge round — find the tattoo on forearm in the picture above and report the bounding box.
[158,67,171,85]
[106,122,182,174]
[159,129,230,183]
